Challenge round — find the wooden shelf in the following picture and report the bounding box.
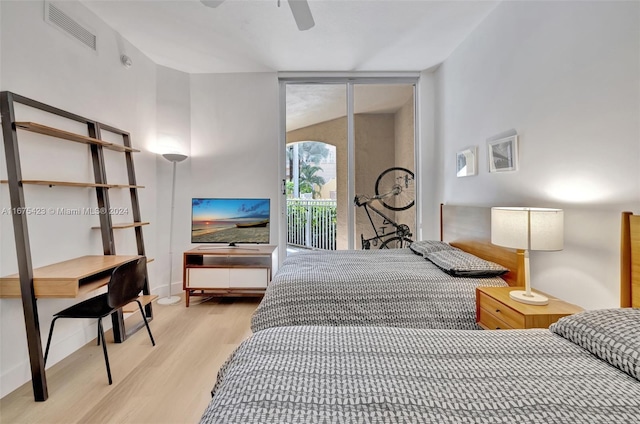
[77,275,110,297]
[109,184,145,189]
[91,222,149,230]
[15,122,140,153]
[1,180,145,189]
[112,222,149,229]
[105,144,140,153]
[122,295,158,313]
[0,255,141,298]
[1,179,111,188]
[15,122,111,147]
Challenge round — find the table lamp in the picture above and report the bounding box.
[491,207,564,305]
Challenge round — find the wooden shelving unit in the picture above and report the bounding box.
[0,91,153,401]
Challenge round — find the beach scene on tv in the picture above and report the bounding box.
[191,198,270,244]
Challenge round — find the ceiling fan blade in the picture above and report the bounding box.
[287,0,315,31]
[201,0,225,8]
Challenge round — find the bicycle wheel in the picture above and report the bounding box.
[375,167,415,211]
[379,236,413,249]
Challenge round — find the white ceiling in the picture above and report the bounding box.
[82,0,498,74]
[81,0,497,131]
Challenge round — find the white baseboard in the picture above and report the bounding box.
[0,321,101,399]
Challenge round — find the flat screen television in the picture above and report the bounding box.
[191,198,270,245]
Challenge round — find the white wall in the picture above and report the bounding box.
[155,66,191,297]
[189,73,280,250]
[0,1,157,397]
[434,1,640,309]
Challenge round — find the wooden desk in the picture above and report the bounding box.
[0,255,142,298]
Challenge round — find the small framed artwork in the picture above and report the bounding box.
[456,146,477,177]
[488,135,518,172]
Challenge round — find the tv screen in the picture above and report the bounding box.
[191,198,270,244]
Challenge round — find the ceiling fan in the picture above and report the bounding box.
[201,0,315,31]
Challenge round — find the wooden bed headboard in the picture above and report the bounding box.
[440,207,637,305]
[621,211,639,308]
[440,204,524,287]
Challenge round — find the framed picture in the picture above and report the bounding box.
[488,135,518,172]
[456,146,477,177]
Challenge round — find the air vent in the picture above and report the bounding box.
[45,2,97,51]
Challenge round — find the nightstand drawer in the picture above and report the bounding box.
[476,287,584,330]
[478,292,525,328]
[478,307,515,330]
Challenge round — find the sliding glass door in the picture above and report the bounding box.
[284,83,347,251]
[353,84,416,249]
[281,77,417,256]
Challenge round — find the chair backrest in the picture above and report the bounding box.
[107,257,147,309]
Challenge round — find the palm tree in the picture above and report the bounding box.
[299,163,326,198]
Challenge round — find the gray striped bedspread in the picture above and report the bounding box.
[251,249,507,332]
[200,321,640,423]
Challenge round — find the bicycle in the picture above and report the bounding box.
[354,167,415,249]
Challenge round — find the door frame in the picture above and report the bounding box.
[278,72,421,260]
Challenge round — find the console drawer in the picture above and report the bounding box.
[230,268,269,288]
[187,268,229,288]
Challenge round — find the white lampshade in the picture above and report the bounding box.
[491,207,563,251]
[162,153,188,163]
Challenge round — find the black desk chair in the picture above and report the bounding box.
[44,257,155,384]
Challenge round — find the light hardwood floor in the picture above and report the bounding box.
[0,296,260,424]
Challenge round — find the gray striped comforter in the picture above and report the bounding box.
[201,323,640,423]
[251,249,507,332]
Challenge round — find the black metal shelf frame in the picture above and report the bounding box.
[0,91,152,401]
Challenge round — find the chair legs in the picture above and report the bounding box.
[42,306,154,387]
[44,317,61,365]
[136,300,156,346]
[46,317,112,385]
[97,318,113,385]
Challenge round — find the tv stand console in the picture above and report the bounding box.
[182,245,278,307]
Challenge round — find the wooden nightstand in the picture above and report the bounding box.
[476,286,583,330]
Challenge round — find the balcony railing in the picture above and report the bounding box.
[287,199,336,250]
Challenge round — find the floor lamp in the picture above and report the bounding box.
[157,152,188,305]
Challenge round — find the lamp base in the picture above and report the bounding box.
[509,290,549,306]
[157,296,181,305]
